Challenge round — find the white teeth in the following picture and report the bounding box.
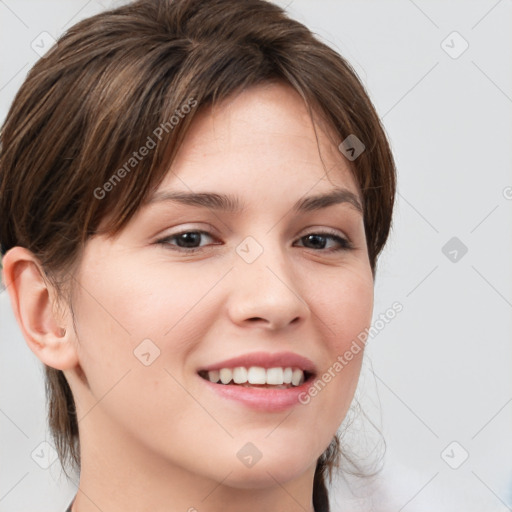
[247,366,267,384]
[203,366,307,387]
[207,370,220,383]
[266,367,284,385]
[233,366,248,384]
[291,368,304,386]
[219,368,232,384]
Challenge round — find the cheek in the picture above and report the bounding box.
[315,265,374,352]
[71,255,219,396]
[307,266,373,424]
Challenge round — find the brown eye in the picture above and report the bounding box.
[157,231,217,252]
[296,232,352,252]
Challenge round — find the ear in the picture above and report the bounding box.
[1,246,79,370]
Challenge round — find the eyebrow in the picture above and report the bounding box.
[146,187,363,215]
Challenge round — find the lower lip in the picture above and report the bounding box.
[198,375,315,412]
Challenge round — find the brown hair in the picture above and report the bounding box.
[0,0,396,509]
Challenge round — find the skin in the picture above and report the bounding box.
[2,82,374,512]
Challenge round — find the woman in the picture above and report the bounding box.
[0,0,396,510]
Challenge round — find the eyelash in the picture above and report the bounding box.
[155,230,353,254]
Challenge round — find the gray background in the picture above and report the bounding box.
[1,1,511,511]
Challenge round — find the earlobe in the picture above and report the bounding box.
[1,246,79,371]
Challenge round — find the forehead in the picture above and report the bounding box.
[153,82,360,201]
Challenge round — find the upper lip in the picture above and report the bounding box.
[197,351,317,375]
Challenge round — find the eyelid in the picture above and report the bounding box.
[298,225,348,239]
[155,223,218,239]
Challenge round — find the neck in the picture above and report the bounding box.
[70,414,317,512]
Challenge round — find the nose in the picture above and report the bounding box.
[226,242,310,331]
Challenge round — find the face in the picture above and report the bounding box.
[66,82,374,490]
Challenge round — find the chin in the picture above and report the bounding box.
[218,454,315,490]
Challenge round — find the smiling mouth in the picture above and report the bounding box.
[197,368,315,389]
